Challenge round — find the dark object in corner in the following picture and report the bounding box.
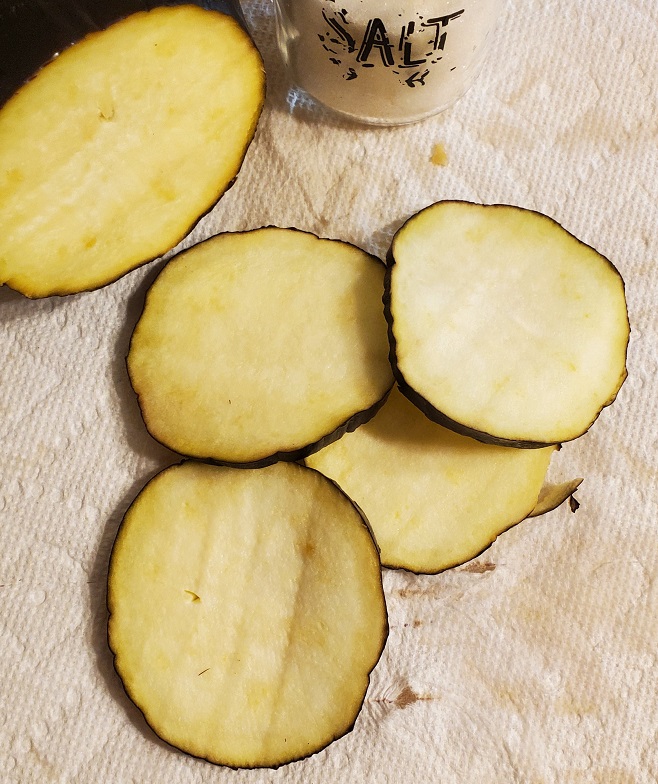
[0,0,244,106]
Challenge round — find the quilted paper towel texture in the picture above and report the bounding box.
[1,0,657,781]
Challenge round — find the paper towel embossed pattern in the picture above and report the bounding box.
[2,0,657,780]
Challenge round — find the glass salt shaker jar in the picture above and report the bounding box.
[269,0,504,125]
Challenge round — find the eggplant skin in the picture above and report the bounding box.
[119,706,376,771]
[198,388,392,469]
[382,511,530,576]
[129,365,392,469]
[106,460,389,769]
[388,358,555,449]
[384,201,630,449]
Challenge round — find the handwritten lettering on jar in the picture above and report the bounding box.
[318,8,465,88]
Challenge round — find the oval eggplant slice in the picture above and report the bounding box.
[386,202,630,447]
[127,227,394,465]
[0,5,265,297]
[306,386,555,573]
[108,461,388,768]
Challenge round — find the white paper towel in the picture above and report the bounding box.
[1,0,657,781]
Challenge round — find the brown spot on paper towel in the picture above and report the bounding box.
[554,693,597,718]
[430,142,448,166]
[367,682,435,713]
[460,560,496,574]
[395,582,448,599]
[565,769,637,784]
[395,684,419,709]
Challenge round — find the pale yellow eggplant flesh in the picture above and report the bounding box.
[108,461,388,769]
[0,5,265,297]
[385,201,630,448]
[306,386,556,574]
[127,228,394,466]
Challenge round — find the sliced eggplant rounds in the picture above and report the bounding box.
[0,5,265,297]
[108,461,387,769]
[128,228,394,465]
[386,202,629,447]
[306,386,555,573]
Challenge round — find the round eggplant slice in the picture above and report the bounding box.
[127,228,394,465]
[0,5,265,297]
[107,461,387,768]
[386,202,630,447]
[306,386,555,573]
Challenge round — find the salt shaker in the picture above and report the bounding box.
[270,0,504,125]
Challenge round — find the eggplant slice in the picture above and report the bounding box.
[108,461,387,768]
[0,5,265,297]
[386,202,630,447]
[306,386,555,573]
[128,228,394,465]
